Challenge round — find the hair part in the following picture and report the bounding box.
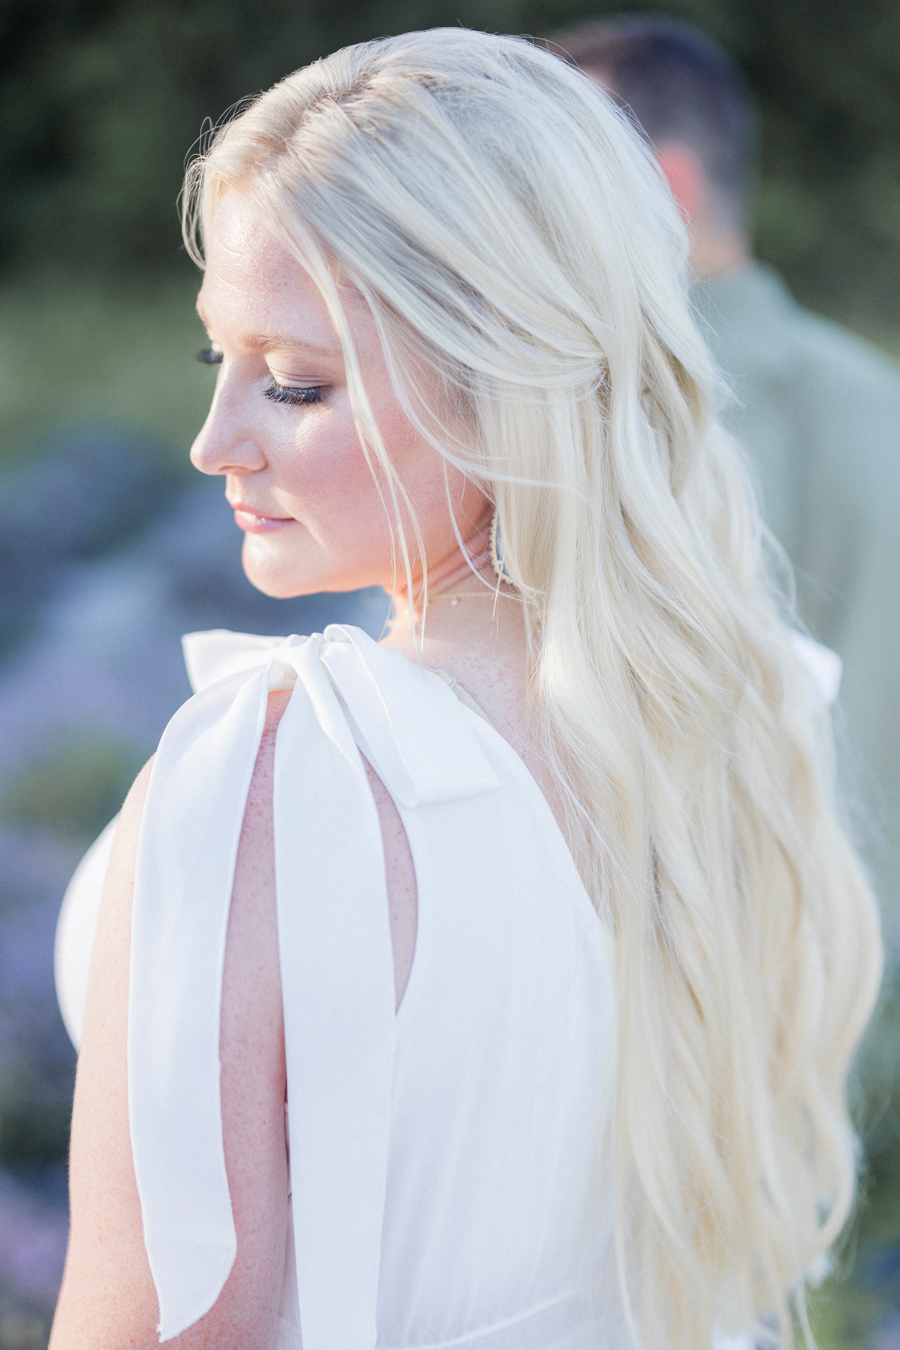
[546,13,758,233]
[183,29,880,1348]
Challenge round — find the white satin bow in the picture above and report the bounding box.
[128,625,499,1345]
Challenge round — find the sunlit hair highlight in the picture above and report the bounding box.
[182,29,881,1348]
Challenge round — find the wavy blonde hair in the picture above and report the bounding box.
[182,29,881,1348]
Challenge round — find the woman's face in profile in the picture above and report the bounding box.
[191,190,486,597]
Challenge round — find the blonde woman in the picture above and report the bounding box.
[50,28,880,1350]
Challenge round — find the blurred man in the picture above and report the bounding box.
[553,14,900,940]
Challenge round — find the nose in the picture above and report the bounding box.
[190,375,267,477]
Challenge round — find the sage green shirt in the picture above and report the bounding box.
[696,262,900,933]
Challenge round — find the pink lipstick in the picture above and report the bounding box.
[230,503,295,534]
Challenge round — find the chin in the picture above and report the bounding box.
[241,537,319,598]
[241,538,384,597]
[243,568,322,600]
[242,559,367,599]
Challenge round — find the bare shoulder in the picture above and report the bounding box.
[101,757,153,909]
[114,755,154,842]
[50,755,160,1347]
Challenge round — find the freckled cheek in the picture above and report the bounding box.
[359,394,442,505]
[275,412,380,517]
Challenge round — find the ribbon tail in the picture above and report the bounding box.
[128,665,270,1341]
[275,639,396,1350]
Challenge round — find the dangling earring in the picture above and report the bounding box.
[490,510,512,582]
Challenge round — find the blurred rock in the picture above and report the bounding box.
[0,472,390,774]
[0,424,179,654]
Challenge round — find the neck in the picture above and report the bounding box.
[391,513,496,613]
[383,513,524,664]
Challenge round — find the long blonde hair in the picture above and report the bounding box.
[182,29,881,1347]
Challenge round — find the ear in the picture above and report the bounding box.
[654,142,707,225]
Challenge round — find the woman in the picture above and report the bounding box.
[50,28,880,1350]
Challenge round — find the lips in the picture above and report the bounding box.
[229,502,295,534]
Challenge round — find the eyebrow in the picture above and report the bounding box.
[195,303,342,360]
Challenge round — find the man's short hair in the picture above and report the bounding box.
[547,14,758,227]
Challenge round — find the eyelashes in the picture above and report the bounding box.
[263,383,325,407]
[196,348,325,407]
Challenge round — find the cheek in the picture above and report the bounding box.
[278,404,382,518]
[283,394,427,538]
[247,398,398,594]
[372,399,485,542]
[362,389,444,517]
[245,385,484,598]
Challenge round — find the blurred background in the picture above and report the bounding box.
[0,1,899,1346]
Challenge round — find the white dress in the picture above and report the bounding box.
[55,624,796,1349]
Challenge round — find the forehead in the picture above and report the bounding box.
[197,191,345,350]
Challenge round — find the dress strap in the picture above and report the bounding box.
[128,626,499,1347]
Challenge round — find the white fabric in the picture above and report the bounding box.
[56,625,621,1348]
[54,621,820,1349]
[54,813,117,1047]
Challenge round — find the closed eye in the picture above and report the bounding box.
[195,348,324,407]
[263,383,326,407]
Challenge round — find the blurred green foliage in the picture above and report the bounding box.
[0,732,145,1178]
[2,0,900,331]
[2,0,900,470]
[0,1059,72,1169]
[808,979,900,1344]
[1,733,144,844]
[0,274,210,468]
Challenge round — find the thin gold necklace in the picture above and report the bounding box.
[424,591,499,607]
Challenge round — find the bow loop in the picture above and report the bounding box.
[182,629,310,695]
